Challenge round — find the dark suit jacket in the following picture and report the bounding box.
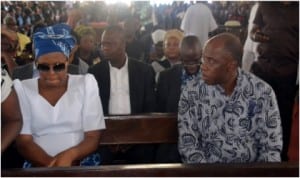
[12,62,79,80]
[156,64,182,113]
[88,58,156,115]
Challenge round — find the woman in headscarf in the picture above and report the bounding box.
[13,23,106,167]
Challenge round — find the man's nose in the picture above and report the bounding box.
[200,62,207,71]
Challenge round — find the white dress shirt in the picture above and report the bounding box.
[108,56,131,115]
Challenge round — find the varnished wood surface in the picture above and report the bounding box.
[100,113,178,145]
[2,162,298,177]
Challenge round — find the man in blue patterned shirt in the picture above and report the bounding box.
[178,33,282,163]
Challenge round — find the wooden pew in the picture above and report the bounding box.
[4,114,297,177]
[2,162,298,177]
[100,113,178,145]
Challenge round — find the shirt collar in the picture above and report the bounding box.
[181,67,201,89]
[215,68,243,98]
[108,54,128,71]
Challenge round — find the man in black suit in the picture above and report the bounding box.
[89,25,156,115]
[156,35,202,113]
[88,25,156,164]
[155,35,202,163]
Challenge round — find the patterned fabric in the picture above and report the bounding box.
[178,68,282,163]
[23,153,101,168]
[33,23,76,59]
[180,68,201,90]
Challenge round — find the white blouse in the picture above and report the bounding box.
[13,74,106,156]
[1,69,12,103]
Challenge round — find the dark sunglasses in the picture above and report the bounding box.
[37,63,66,72]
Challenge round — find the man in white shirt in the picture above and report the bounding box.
[242,3,259,72]
[89,25,156,116]
[89,25,156,164]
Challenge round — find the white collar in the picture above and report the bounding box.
[108,54,128,70]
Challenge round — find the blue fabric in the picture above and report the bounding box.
[33,23,76,60]
[23,153,101,168]
[180,68,201,91]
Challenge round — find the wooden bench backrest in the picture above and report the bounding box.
[100,113,178,145]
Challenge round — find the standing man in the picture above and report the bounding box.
[250,2,298,161]
[241,3,258,72]
[180,2,218,47]
[178,33,282,163]
[88,25,156,164]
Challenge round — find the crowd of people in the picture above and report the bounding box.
[1,1,298,169]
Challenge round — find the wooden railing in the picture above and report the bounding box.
[2,162,298,177]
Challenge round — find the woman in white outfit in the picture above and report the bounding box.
[14,23,106,167]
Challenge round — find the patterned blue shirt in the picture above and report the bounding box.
[181,67,201,91]
[178,68,282,163]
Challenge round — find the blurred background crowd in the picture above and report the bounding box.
[1,1,253,63]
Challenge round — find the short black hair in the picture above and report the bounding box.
[180,35,201,52]
[103,25,125,42]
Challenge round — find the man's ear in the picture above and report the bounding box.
[226,57,237,72]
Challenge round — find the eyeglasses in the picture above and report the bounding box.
[36,63,66,72]
[183,63,201,67]
[182,59,202,67]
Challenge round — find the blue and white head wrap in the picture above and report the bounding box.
[33,23,76,60]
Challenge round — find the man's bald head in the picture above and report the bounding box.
[205,32,243,67]
[180,35,202,75]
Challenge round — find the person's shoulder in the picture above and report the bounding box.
[158,59,171,68]
[1,69,12,89]
[69,74,97,87]
[14,77,37,92]
[129,58,152,69]
[69,73,93,80]
[14,63,33,71]
[88,60,108,73]
[161,64,182,76]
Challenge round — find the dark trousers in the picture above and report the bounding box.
[155,143,181,163]
[251,61,298,161]
[98,144,156,165]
